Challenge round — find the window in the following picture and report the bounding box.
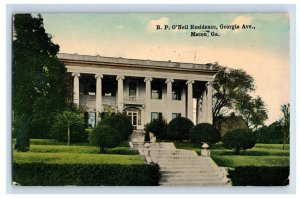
[129,81,137,100]
[151,112,162,121]
[172,113,181,119]
[84,112,96,128]
[172,87,181,100]
[151,89,162,99]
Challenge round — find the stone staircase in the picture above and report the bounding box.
[129,130,230,186]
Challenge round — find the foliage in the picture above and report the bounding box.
[212,65,255,120]
[14,114,30,152]
[144,118,168,139]
[89,125,121,153]
[280,103,290,150]
[100,113,133,141]
[13,14,67,149]
[166,117,194,140]
[222,129,256,154]
[144,131,150,142]
[255,122,283,144]
[189,123,221,144]
[228,166,289,186]
[51,110,85,145]
[13,162,161,186]
[236,95,268,130]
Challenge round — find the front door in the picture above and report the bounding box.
[126,111,138,130]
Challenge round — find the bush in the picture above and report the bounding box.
[222,129,256,154]
[255,122,283,143]
[100,113,133,141]
[189,123,221,144]
[14,114,30,152]
[144,118,168,139]
[51,110,87,144]
[166,117,194,140]
[144,131,150,142]
[228,166,289,186]
[13,162,161,186]
[89,125,121,153]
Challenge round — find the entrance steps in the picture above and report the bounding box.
[129,131,230,186]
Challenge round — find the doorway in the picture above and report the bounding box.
[126,111,139,130]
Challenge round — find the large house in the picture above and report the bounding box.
[58,53,218,129]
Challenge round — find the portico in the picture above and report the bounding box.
[58,53,217,129]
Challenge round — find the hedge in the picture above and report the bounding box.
[13,162,161,186]
[228,166,289,186]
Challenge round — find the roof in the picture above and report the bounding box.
[57,53,219,73]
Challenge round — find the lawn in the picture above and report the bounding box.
[12,139,162,186]
[13,139,142,165]
[13,151,144,165]
[174,142,290,168]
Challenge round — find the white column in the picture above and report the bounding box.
[72,73,80,106]
[165,78,174,122]
[144,77,152,123]
[186,80,194,121]
[116,75,125,112]
[206,82,213,124]
[196,98,201,124]
[202,88,207,123]
[182,88,186,117]
[95,74,103,123]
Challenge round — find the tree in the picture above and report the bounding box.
[13,14,66,151]
[166,117,194,140]
[52,110,84,146]
[222,129,256,154]
[189,123,221,144]
[144,118,168,140]
[212,66,255,122]
[236,95,268,130]
[100,113,133,141]
[255,121,283,143]
[280,103,290,150]
[89,125,121,153]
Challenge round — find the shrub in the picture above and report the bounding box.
[228,166,289,186]
[255,122,283,144]
[166,117,194,140]
[189,123,221,144]
[144,131,150,142]
[14,114,30,152]
[51,110,86,145]
[89,125,121,153]
[222,129,256,154]
[144,118,168,139]
[100,113,133,141]
[13,162,161,186]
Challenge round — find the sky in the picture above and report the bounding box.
[42,13,290,125]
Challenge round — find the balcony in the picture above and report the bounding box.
[124,96,144,105]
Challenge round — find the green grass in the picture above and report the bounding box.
[12,138,130,147]
[13,139,141,165]
[212,156,290,167]
[174,142,290,168]
[13,151,144,165]
[27,145,138,155]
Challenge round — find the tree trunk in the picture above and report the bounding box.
[67,126,70,146]
[15,114,30,152]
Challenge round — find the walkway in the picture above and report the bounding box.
[130,130,230,186]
